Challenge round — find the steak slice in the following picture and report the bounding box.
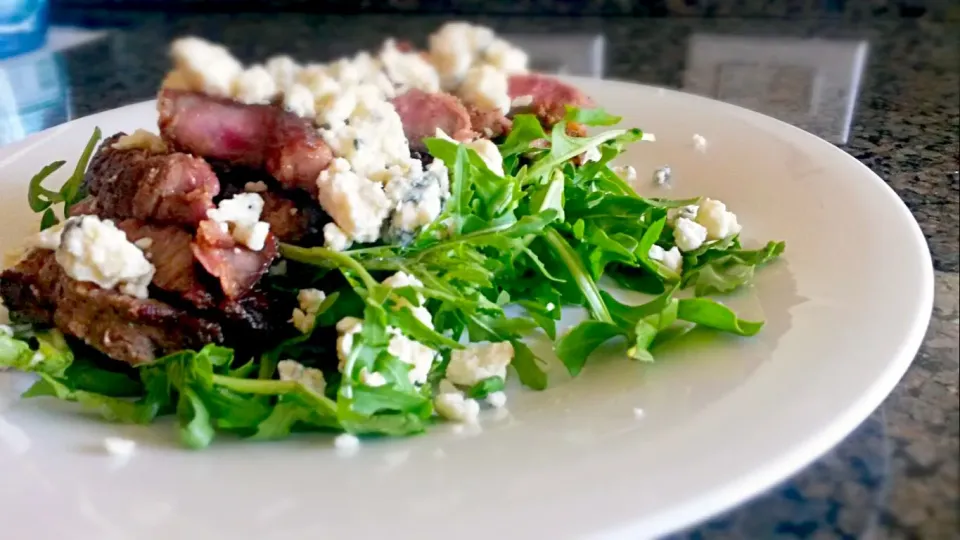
[158,89,332,195]
[114,220,217,310]
[467,105,513,140]
[192,220,279,299]
[0,250,224,366]
[507,73,594,132]
[84,133,220,227]
[391,89,473,151]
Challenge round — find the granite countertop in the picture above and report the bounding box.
[9,10,960,539]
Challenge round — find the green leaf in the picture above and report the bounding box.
[0,330,74,376]
[676,298,764,336]
[465,376,505,399]
[684,241,785,296]
[24,373,158,424]
[554,320,625,377]
[62,127,102,214]
[629,299,679,362]
[40,208,60,230]
[516,300,557,340]
[564,106,623,126]
[600,286,678,331]
[510,340,547,390]
[177,387,216,449]
[543,227,612,324]
[525,123,627,181]
[27,161,66,212]
[498,114,547,158]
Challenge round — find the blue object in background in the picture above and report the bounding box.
[0,0,49,58]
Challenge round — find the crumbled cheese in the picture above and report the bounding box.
[669,204,699,223]
[335,313,436,386]
[511,94,534,108]
[583,146,602,163]
[459,64,510,115]
[0,324,12,337]
[323,223,353,252]
[434,390,481,423]
[232,65,278,105]
[379,39,441,94]
[633,408,646,419]
[103,437,136,457]
[244,181,268,193]
[648,245,683,274]
[169,37,244,97]
[692,133,708,152]
[386,328,436,384]
[695,198,742,240]
[642,132,657,142]
[545,302,556,311]
[435,128,504,176]
[445,341,514,387]
[290,288,327,334]
[382,160,451,242]
[382,271,434,328]
[359,369,388,387]
[673,217,708,252]
[428,22,495,90]
[318,88,411,178]
[298,65,342,98]
[133,237,153,250]
[324,51,396,99]
[282,83,316,118]
[483,38,529,74]
[333,433,361,454]
[265,55,301,93]
[207,193,271,251]
[613,165,637,183]
[111,129,167,154]
[486,391,508,409]
[52,217,155,299]
[315,158,392,244]
[269,260,288,276]
[335,316,364,368]
[277,359,326,394]
[654,166,672,186]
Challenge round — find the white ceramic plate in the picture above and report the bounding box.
[0,77,933,540]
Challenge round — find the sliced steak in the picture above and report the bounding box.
[84,133,220,227]
[192,220,279,299]
[467,105,513,140]
[507,73,594,130]
[158,89,332,194]
[114,220,217,310]
[0,250,224,366]
[391,89,473,151]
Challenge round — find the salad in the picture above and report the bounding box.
[0,23,783,449]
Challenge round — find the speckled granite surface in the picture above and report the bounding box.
[14,11,960,538]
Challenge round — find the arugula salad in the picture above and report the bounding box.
[0,107,783,450]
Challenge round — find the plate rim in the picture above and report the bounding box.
[0,79,936,539]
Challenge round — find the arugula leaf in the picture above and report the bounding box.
[0,330,74,376]
[554,321,625,376]
[543,228,612,324]
[683,241,785,296]
[676,298,764,336]
[177,387,216,449]
[465,377,505,399]
[564,106,623,126]
[27,161,66,212]
[498,114,547,158]
[510,340,548,390]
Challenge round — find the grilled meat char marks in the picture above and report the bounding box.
[83,133,220,227]
[158,89,332,195]
[0,250,224,366]
[193,219,279,300]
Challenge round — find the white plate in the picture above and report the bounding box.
[0,77,933,540]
